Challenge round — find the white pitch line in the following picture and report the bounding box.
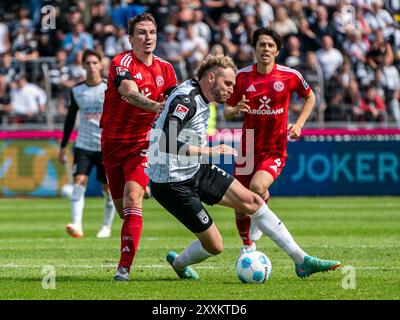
[0,264,399,271]
[0,264,220,269]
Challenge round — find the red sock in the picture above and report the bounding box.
[236,190,270,246]
[118,207,143,272]
[235,214,252,246]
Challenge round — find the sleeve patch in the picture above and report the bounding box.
[302,78,310,90]
[173,104,189,120]
[116,66,129,75]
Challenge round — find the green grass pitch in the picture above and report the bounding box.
[0,196,399,300]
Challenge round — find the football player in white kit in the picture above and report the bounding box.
[58,49,115,239]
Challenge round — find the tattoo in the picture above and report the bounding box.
[127,91,156,112]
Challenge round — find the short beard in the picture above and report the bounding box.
[211,83,226,104]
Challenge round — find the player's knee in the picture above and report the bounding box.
[249,182,267,198]
[125,191,143,207]
[204,241,224,255]
[236,191,263,214]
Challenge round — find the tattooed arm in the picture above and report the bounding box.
[118,78,163,114]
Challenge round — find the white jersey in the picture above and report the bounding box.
[63,80,106,152]
[146,79,210,183]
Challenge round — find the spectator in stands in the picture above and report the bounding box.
[49,49,74,118]
[11,24,39,62]
[355,6,372,46]
[157,24,187,83]
[0,52,19,84]
[316,35,344,83]
[89,1,114,32]
[254,0,274,28]
[111,0,146,29]
[0,16,10,55]
[343,79,363,122]
[298,17,319,52]
[9,73,47,123]
[297,52,326,123]
[181,23,209,78]
[310,5,337,48]
[103,24,131,59]
[68,50,86,84]
[343,30,368,66]
[280,35,303,69]
[366,29,394,71]
[149,0,172,33]
[213,15,239,58]
[360,85,388,124]
[0,74,12,124]
[288,1,305,30]
[193,9,212,44]
[62,22,94,64]
[364,0,398,43]
[380,54,400,125]
[9,6,34,38]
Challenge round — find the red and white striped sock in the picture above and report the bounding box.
[118,207,143,272]
[235,214,252,246]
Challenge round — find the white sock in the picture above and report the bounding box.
[70,184,85,227]
[173,240,214,270]
[102,190,115,227]
[250,203,307,264]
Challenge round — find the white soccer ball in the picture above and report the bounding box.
[60,183,73,198]
[236,251,272,284]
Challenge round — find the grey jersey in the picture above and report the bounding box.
[71,80,106,152]
[146,79,210,182]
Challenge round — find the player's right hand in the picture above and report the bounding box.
[58,148,66,164]
[209,144,238,157]
[152,102,164,114]
[235,95,250,114]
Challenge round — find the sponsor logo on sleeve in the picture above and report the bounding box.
[116,66,128,75]
[172,104,189,120]
[302,78,309,90]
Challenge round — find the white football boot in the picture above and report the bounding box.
[97,225,111,238]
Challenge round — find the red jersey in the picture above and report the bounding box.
[227,63,311,158]
[100,50,177,143]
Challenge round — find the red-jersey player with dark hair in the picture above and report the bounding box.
[224,28,316,253]
[100,13,177,281]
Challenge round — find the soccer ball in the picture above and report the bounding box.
[236,251,272,284]
[60,183,73,198]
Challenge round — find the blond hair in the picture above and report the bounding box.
[196,55,237,80]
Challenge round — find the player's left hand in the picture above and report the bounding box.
[287,123,302,140]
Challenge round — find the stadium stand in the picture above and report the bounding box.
[0,0,399,129]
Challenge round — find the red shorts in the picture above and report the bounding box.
[234,154,287,189]
[102,140,149,199]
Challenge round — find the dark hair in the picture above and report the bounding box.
[128,13,157,36]
[82,49,102,63]
[251,28,282,51]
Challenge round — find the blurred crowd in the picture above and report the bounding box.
[0,0,399,128]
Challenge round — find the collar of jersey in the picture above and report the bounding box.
[191,79,210,104]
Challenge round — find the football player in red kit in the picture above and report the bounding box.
[100,13,177,280]
[224,28,315,252]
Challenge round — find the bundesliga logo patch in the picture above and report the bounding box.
[302,78,309,90]
[116,66,128,74]
[173,104,189,120]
